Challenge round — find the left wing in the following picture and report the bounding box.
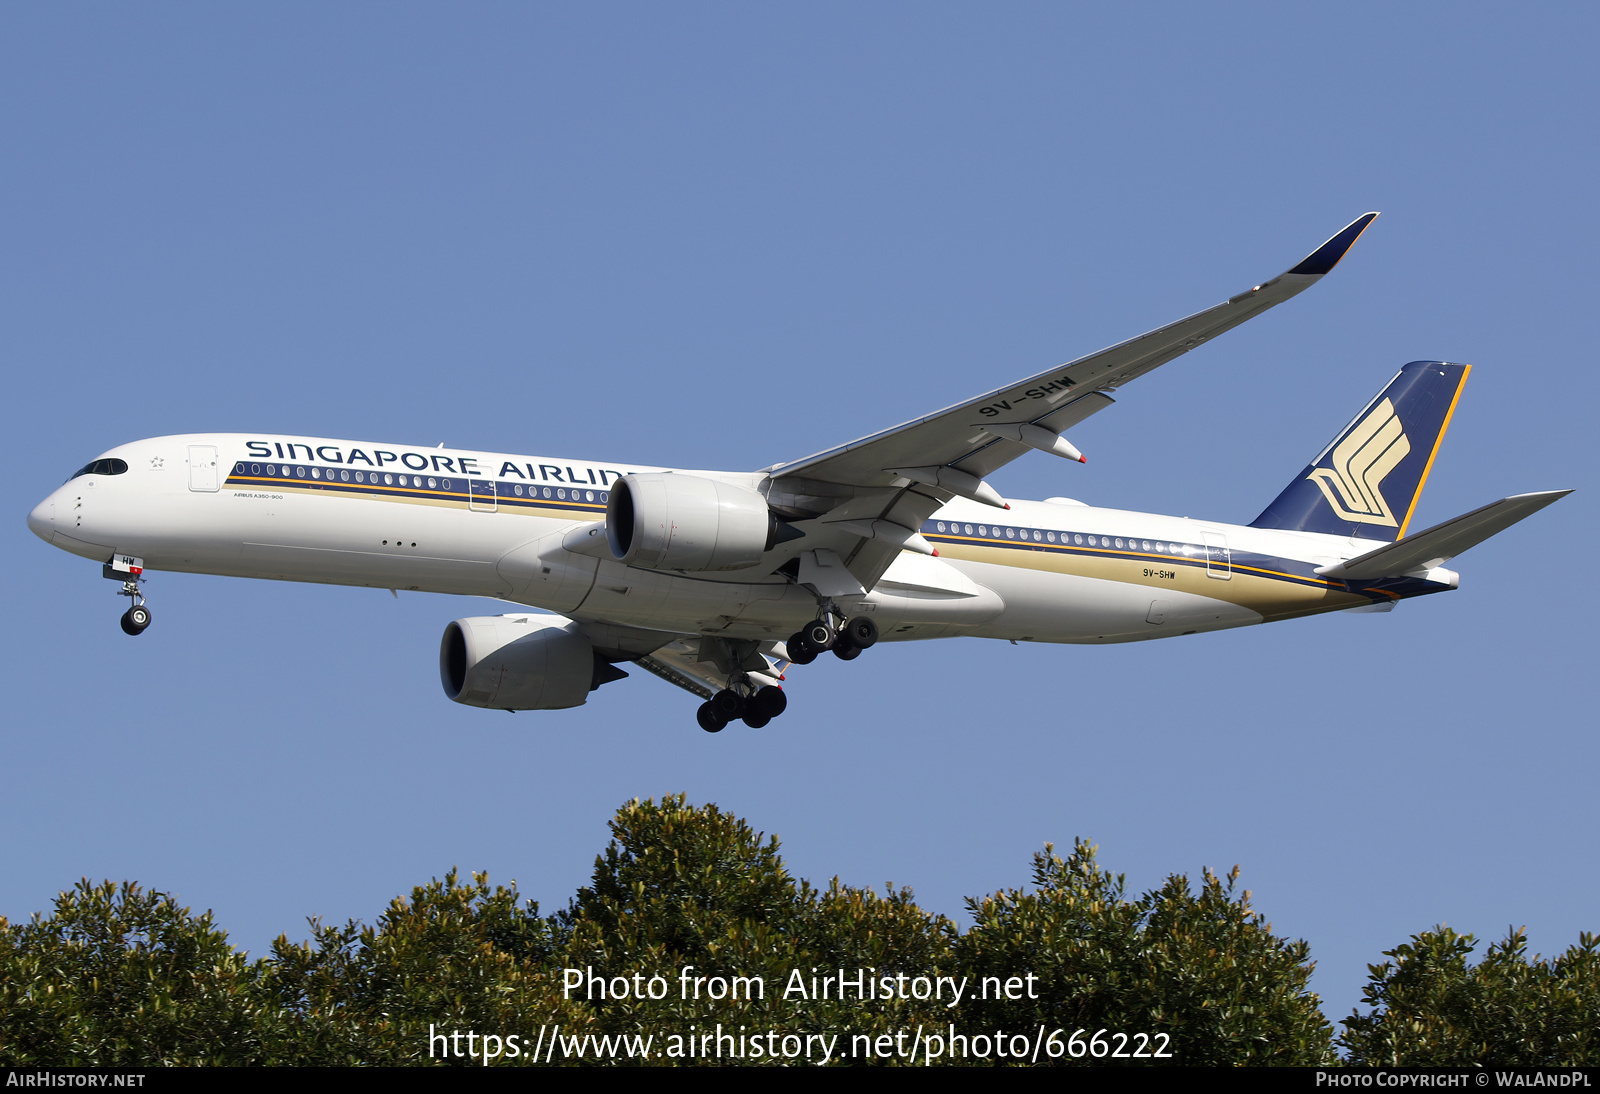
[759,214,1380,594]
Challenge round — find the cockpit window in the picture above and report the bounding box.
[69,458,129,480]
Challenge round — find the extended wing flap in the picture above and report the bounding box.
[1316,490,1571,580]
[636,637,785,700]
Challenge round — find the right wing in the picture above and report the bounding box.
[764,213,1380,489]
[760,213,1381,595]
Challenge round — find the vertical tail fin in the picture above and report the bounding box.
[1250,361,1470,542]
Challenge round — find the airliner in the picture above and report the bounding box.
[27,214,1568,732]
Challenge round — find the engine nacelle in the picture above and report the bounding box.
[606,473,775,571]
[440,614,616,711]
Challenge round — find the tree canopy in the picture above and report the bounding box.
[1,796,1590,1066]
[1341,927,1600,1066]
[957,839,1334,1065]
[0,880,275,1065]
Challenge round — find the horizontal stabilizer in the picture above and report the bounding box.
[1315,490,1571,580]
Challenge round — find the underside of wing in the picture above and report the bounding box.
[635,636,787,699]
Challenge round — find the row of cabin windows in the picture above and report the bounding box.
[932,520,1202,557]
[508,486,608,503]
[237,462,455,490]
[232,463,606,503]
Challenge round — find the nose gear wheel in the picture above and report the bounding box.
[120,604,151,635]
[107,564,151,636]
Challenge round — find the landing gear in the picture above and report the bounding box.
[785,636,817,665]
[120,604,151,636]
[106,562,151,637]
[749,685,787,720]
[784,618,830,665]
[786,614,878,663]
[841,616,879,649]
[696,703,727,733]
[688,636,795,733]
[831,615,877,661]
[696,683,790,733]
[709,688,746,722]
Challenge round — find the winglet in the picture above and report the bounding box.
[1288,212,1379,276]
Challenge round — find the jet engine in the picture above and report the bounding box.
[606,473,779,571]
[439,614,626,711]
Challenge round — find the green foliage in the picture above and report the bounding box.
[7,800,1589,1067]
[555,794,959,1052]
[956,840,1334,1065]
[1340,927,1600,1066]
[0,881,279,1065]
[265,869,587,1065]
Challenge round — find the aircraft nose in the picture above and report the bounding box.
[27,497,55,543]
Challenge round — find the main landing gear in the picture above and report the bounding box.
[785,614,878,665]
[696,684,788,733]
[690,613,877,733]
[106,562,151,636]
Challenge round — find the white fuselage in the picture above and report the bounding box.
[29,433,1455,647]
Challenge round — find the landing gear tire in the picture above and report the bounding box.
[696,703,727,733]
[120,605,151,636]
[709,688,747,721]
[750,685,787,720]
[842,616,878,649]
[833,643,861,661]
[786,632,818,665]
[803,619,835,650]
[742,713,771,729]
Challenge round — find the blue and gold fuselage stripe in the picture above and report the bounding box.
[222,463,1447,606]
[223,463,608,516]
[920,521,1442,603]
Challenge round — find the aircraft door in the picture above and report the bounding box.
[187,446,219,492]
[469,478,498,512]
[1202,531,1231,579]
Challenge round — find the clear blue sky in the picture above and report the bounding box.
[3,4,1594,1029]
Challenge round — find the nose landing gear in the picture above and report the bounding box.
[105,557,151,636]
[121,603,151,635]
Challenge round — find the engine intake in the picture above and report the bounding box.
[606,473,777,571]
